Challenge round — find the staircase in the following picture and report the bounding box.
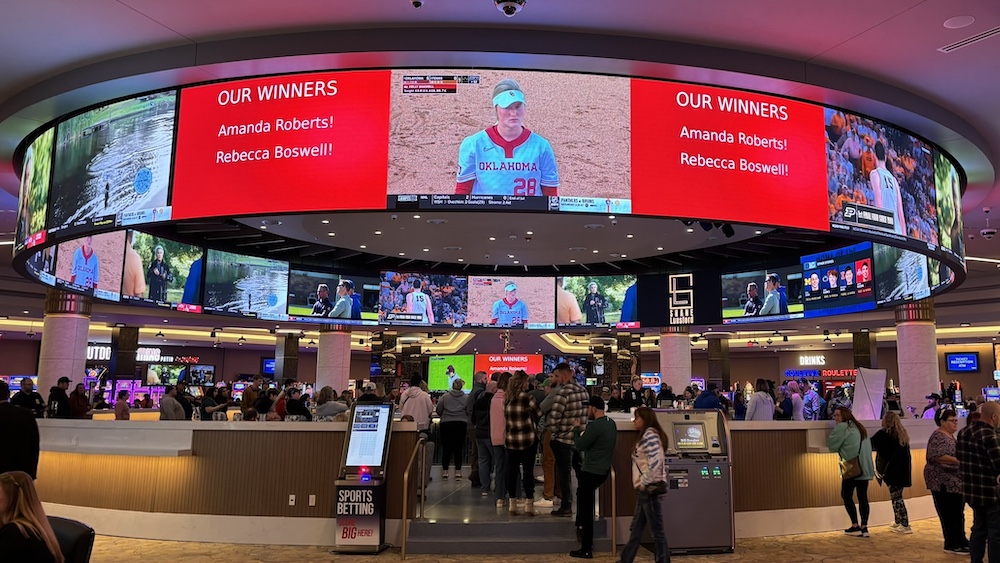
[404,518,612,554]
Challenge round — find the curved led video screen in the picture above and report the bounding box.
[13,68,967,272]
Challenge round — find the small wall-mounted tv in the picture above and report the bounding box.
[946,352,979,373]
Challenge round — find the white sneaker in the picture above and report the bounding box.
[496,499,504,508]
[896,526,913,534]
[888,523,901,531]
[534,498,554,508]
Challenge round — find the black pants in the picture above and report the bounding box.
[439,421,466,471]
[468,426,480,483]
[931,489,968,550]
[971,504,1000,563]
[576,470,609,551]
[551,440,582,509]
[506,446,536,500]
[841,478,869,526]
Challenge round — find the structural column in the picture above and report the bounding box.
[895,299,939,417]
[852,331,877,370]
[705,332,732,390]
[37,289,91,393]
[317,324,353,393]
[658,326,691,395]
[275,333,300,382]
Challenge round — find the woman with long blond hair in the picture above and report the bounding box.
[871,410,913,533]
[0,471,64,562]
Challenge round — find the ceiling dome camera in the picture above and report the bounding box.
[495,0,526,18]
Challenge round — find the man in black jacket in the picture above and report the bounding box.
[47,376,72,418]
[11,377,45,418]
[466,371,488,488]
[0,380,40,479]
[472,380,496,498]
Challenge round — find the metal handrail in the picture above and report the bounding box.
[400,435,427,560]
[609,465,617,559]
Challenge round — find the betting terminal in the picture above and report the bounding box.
[332,402,394,554]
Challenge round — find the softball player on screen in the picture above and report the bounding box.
[491,281,529,327]
[455,79,559,196]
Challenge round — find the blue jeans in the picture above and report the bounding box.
[620,491,670,563]
[492,445,508,501]
[477,438,494,493]
[970,504,1000,563]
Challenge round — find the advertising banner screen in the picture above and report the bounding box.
[387,70,632,214]
[467,276,554,329]
[49,91,176,236]
[556,275,638,328]
[800,242,876,318]
[54,231,126,302]
[121,230,204,312]
[15,128,54,251]
[631,80,828,230]
[287,269,377,325]
[172,71,390,219]
[203,249,289,320]
[475,354,544,376]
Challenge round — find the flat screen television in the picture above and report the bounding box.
[946,352,979,373]
[341,402,394,478]
[262,358,276,376]
[720,264,803,325]
[427,355,475,393]
[556,275,638,329]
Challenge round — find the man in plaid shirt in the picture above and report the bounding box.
[957,401,1000,563]
[548,362,589,517]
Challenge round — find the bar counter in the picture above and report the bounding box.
[36,417,939,545]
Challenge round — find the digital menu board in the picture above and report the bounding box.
[203,249,289,320]
[556,275,638,329]
[121,230,204,312]
[800,242,875,318]
[474,354,544,376]
[873,243,930,306]
[49,91,176,236]
[631,80,828,231]
[172,71,389,219]
[386,70,632,214]
[826,109,938,249]
[427,355,475,393]
[378,272,468,327]
[15,128,54,251]
[721,265,803,324]
[466,276,554,329]
[54,230,126,301]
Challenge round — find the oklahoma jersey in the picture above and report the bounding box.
[491,298,529,326]
[71,247,99,289]
[406,290,432,324]
[457,126,559,196]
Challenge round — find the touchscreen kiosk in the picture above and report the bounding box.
[334,402,393,554]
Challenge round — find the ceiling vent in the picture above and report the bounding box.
[938,26,1000,53]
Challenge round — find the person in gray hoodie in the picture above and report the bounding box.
[437,378,470,480]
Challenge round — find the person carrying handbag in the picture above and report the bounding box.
[828,407,875,537]
[620,407,670,563]
[871,411,913,533]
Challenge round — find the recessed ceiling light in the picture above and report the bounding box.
[427,218,447,225]
[513,260,519,264]
[960,322,972,327]
[608,215,616,219]
[327,232,335,237]
[944,15,975,29]
[458,258,464,262]
[621,254,628,258]
[321,219,330,224]
[22,310,28,314]
[443,246,462,251]
[360,245,367,249]
[398,252,405,256]
[508,254,515,258]
[754,230,762,235]
[656,246,664,251]
[375,230,382,235]
[413,214,421,219]
[489,236,496,241]
[685,228,694,233]
[626,234,634,238]
[422,248,430,252]
[570,259,576,263]
[584,224,604,230]
[260,225,267,229]
[526,231,533,235]
[593,250,599,253]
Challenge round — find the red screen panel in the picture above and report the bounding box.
[474,354,544,375]
[631,80,828,231]
[172,70,390,219]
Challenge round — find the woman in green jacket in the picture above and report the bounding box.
[828,406,875,537]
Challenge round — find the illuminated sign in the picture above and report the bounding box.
[799,354,826,366]
[668,273,695,325]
